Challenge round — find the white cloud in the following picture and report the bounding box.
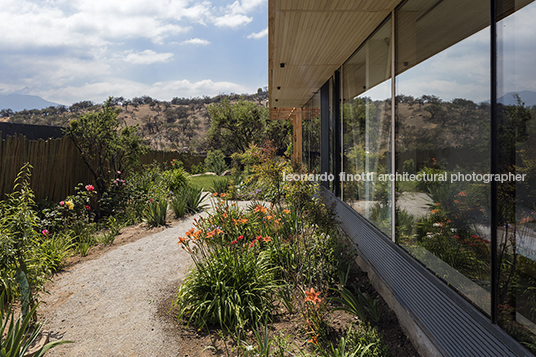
[38,78,250,105]
[213,14,252,28]
[181,38,211,45]
[247,28,268,39]
[122,50,174,64]
[210,0,266,28]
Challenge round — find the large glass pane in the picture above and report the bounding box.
[342,17,392,237]
[497,0,536,351]
[395,0,491,314]
[302,91,321,173]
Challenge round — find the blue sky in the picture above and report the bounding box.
[0,0,268,105]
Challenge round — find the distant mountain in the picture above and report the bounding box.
[497,90,536,107]
[0,93,61,112]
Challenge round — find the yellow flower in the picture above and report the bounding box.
[65,200,74,210]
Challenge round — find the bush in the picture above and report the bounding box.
[163,167,188,192]
[210,177,231,194]
[175,247,279,330]
[205,150,228,175]
[170,196,187,218]
[142,198,168,227]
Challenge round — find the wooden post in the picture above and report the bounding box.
[292,108,302,166]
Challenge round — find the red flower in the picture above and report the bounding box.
[86,205,91,210]
[85,184,95,192]
[42,229,49,237]
[238,235,244,240]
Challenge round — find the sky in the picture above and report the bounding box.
[0,0,268,106]
[365,1,536,104]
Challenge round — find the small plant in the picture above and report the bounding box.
[345,322,391,356]
[170,196,188,218]
[1,292,73,356]
[330,287,367,322]
[331,286,384,324]
[326,336,374,357]
[182,186,209,213]
[34,232,74,272]
[211,177,232,195]
[142,198,168,227]
[102,216,121,245]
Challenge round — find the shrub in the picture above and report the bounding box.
[142,198,168,227]
[170,195,188,218]
[163,167,188,192]
[210,177,232,195]
[181,186,209,213]
[175,248,279,331]
[205,149,228,175]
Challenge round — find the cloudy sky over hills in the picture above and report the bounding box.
[0,0,268,105]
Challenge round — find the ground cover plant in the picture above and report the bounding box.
[172,142,411,356]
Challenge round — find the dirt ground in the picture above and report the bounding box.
[39,208,419,357]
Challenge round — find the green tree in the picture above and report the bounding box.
[207,98,290,155]
[66,97,147,198]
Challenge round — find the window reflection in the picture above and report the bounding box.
[497,0,536,351]
[342,18,392,237]
[395,0,491,315]
[303,92,321,173]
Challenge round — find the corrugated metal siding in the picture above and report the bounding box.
[322,189,531,356]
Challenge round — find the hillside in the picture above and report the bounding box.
[0,91,268,152]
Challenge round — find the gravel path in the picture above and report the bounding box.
[39,213,202,357]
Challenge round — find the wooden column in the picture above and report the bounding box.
[291,108,302,165]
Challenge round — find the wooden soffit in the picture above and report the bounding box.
[269,0,401,109]
[269,107,320,120]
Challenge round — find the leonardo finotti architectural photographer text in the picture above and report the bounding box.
[283,172,527,184]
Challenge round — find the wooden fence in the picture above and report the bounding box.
[0,133,205,202]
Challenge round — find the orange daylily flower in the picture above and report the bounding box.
[220,193,226,198]
[212,192,219,197]
[431,209,439,214]
[282,209,291,214]
[265,215,273,220]
[307,335,319,345]
[304,287,322,305]
[458,191,467,196]
[185,228,195,237]
[261,236,272,242]
[178,236,187,245]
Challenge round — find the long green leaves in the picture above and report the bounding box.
[0,292,72,357]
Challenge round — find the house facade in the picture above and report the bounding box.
[269,0,536,355]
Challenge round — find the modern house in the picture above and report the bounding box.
[269,0,536,355]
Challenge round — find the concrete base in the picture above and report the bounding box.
[355,254,444,357]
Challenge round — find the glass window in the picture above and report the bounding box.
[302,91,321,173]
[342,17,392,237]
[497,0,536,351]
[395,0,491,315]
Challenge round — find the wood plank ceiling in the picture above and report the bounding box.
[269,0,401,110]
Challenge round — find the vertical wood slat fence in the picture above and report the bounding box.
[0,133,205,203]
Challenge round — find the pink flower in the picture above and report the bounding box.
[85,184,95,192]
[42,229,49,236]
[60,201,65,206]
